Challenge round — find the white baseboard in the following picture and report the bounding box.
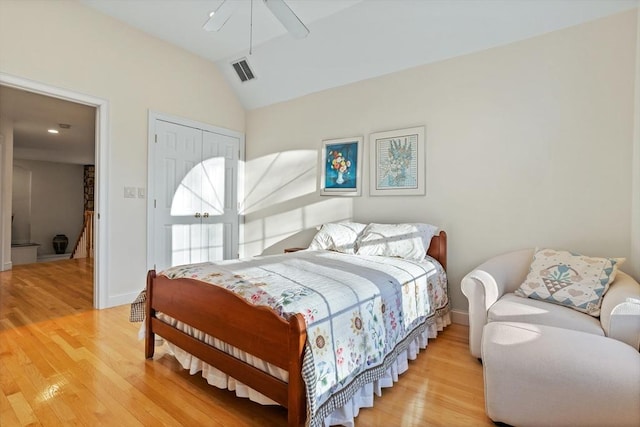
[450,309,469,326]
[2,261,12,271]
[38,253,72,262]
[106,291,142,309]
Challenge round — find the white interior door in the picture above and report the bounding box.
[152,119,239,272]
[199,130,239,262]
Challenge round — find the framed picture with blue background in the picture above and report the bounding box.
[320,136,363,196]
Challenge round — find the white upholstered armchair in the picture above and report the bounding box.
[461,248,640,358]
[461,249,640,427]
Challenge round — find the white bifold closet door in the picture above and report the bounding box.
[152,119,239,272]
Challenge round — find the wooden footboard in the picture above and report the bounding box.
[145,270,308,427]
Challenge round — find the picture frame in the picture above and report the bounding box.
[320,136,363,196]
[369,126,425,196]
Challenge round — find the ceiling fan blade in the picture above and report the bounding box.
[263,0,310,39]
[203,0,238,32]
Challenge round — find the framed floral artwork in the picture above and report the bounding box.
[320,136,363,196]
[369,126,425,196]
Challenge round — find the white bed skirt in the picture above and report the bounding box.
[158,311,451,427]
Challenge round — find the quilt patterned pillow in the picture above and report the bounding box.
[307,222,367,254]
[355,223,438,262]
[515,248,624,316]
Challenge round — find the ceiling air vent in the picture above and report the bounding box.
[231,58,255,83]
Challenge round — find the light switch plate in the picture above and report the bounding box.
[137,187,146,199]
[124,186,136,198]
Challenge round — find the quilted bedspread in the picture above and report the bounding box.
[159,250,449,427]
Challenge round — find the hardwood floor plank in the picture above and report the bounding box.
[6,392,39,426]
[0,391,24,426]
[1,259,493,426]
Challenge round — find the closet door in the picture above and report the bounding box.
[152,119,239,271]
[198,129,239,262]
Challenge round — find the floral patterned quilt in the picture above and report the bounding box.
[160,250,449,427]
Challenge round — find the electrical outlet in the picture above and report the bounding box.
[137,187,146,199]
[124,186,136,198]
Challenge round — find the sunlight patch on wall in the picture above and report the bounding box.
[242,150,317,215]
[242,198,354,257]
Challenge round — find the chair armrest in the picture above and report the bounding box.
[460,275,488,358]
[461,248,534,358]
[600,272,640,350]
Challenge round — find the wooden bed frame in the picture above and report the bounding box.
[145,231,447,426]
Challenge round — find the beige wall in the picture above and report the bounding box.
[245,10,638,315]
[0,1,245,304]
[13,159,85,256]
[632,6,640,281]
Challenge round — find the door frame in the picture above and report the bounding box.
[147,110,245,271]
[0,72,109,309]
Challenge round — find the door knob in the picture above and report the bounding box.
[203,212,210,218]
[195,212,201,218]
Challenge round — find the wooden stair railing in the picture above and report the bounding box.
[72,211,94,259]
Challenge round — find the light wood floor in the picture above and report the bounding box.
[0,259,493,426]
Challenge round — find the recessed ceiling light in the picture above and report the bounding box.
[48,129,59,134]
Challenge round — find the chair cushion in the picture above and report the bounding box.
[488,293,604,336]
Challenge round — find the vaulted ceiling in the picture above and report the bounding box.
[3,0,638,164]
[82,0,639,110]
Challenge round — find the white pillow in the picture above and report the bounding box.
[355,223,438,261]
[307,222,367,254]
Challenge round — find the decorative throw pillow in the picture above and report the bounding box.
[307,222,367,254]
[515,248,625,316]
[355,223,438,262]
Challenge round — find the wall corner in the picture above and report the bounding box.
[631,7,640,281]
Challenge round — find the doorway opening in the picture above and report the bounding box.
[0,73,109,309]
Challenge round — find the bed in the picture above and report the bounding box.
[143,224,449,427]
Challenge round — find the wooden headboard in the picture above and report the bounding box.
[427,230,447,271]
